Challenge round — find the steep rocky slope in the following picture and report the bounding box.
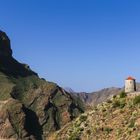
[55,92,140,140]
[0,30,85,140]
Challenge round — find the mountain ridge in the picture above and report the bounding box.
[0,30,85,140]
[66,83,140,106]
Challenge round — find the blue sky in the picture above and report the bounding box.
[0,0,140,92]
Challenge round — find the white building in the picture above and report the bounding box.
[125,76,136,93]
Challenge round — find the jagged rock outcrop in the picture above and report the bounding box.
[0,30,85,140]
[0,98,33,139]
[0,30,12,57]
[0,31,37,78]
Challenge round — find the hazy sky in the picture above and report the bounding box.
[1,0,140,92]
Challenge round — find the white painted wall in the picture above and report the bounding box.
[125,80,136,93]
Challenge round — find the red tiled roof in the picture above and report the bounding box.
[126,76,135,80]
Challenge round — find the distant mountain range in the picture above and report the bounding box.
[75,87,122,105]
[65,87,121,106]
[66,83,140,106]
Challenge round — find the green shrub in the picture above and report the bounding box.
[128,120,135,128]
[107,99,112,104]
[79,115,87,122]
[69,133,80,140]
[112,99,126,109]
[119,91,127,98]
[103,127,113,134]
[112,100,120,108]
[133,96,140,105]
[113,95,117,99]
[120,99,126,108]
[79,127,84,132]
[75,121,81,128]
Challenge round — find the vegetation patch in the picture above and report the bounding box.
[133,95,140,105]
[79,114,87,122]
[119,91,127,98]
[103,127,113,134]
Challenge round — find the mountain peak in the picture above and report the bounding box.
[0,30,12,57]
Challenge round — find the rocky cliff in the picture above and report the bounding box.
[0,30,85,140]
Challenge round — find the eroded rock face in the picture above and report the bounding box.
[0,98,30,139]
[0,31,12,57]
[0,30,85,139]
